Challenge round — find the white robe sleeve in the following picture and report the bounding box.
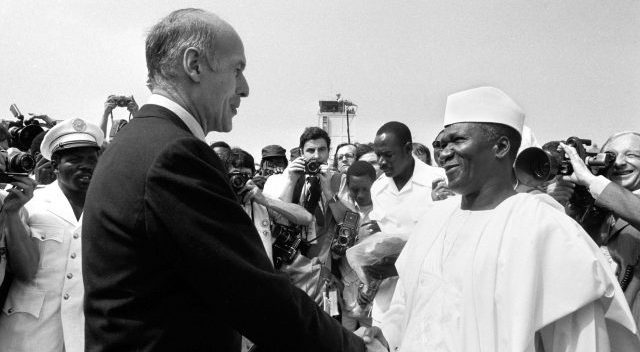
[381,277,407,352]
[537,301,611,352]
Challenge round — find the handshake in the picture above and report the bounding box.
[355,326,389,352]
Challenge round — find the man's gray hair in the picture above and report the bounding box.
[145,8,222,88]
[601,131,640,152]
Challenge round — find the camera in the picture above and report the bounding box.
[272,224,303,268]
[228,171,250,193]
[514,137,616,241]
[331,211,360,256]
[304,159,321,175]
[0,150,35,183]
[8,104,45,151]
[515,137,615,187]
[108,95,134,107]
[7,151,35,173]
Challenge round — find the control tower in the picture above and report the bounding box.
[317,94,357,146]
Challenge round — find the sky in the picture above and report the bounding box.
[1,0,639,159]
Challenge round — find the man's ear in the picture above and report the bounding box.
[50,158,59,175]
[403,141,413,155]
[183,47,204,83]
[494,136,511,159]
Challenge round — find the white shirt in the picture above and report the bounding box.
[369,158,445,323]
[145,94,206,141]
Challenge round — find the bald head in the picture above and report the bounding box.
[145,8,234,88]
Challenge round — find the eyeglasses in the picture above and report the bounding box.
[337,153,355,160]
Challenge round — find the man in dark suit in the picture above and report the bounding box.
[82,8,379,352]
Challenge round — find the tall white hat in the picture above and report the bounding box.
[443,86,525,136]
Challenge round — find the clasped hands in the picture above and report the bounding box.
[355,326,389,352]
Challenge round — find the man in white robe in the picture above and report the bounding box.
[379,86,640,351]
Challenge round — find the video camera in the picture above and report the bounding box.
[515,137,615,187]
[331,211,360,256]
[7,104,45,151]
[515,137,616,241]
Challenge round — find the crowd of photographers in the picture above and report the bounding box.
[0,92,639,351]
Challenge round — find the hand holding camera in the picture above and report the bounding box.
[284,156,307,179]
[1,175,37,214]
[126,98,139,114]
[285,156,326,178]
[104,97,117,115]
[558,142,600,187]
[241,179,267,205]
[105,95,136,116]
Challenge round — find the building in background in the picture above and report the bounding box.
[317,94,357,146]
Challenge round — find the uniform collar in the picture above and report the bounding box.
[145,94,206,142]
[38,182,81,225]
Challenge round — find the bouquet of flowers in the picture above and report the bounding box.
[345,227,407,316]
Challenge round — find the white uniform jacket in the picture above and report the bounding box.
[0,182,85,352]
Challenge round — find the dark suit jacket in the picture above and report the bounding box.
[82,104,365,352]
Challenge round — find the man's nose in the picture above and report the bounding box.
[237,72,249,98]
[614,153,627,168]
[439,147,453,165]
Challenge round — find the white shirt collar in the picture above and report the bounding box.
[374,156,442,194]
[145,94,206,141]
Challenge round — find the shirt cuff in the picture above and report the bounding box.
[588,175,612,199]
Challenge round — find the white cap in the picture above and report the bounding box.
[41,118,103,160]
[443,86,525,136]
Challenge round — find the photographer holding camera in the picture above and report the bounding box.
[225,147,312,263]
[263,127,342,307]
[251,144,288,190]
[554,131,640,327]
[0,118,102,352]
[99,95,138,139]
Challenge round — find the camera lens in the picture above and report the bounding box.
[305,160,320,174]
[229,174,247,190]
[338,234,350,245]
[8,153,36,173]
[532,159,550,179]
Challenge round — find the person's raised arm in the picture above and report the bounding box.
[0,176,39,280]
[243,180,312,226]
[100,97,117,138]
[560,143,640,230]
